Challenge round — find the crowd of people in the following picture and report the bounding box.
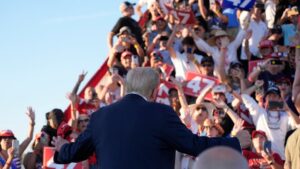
[1,0,300,168]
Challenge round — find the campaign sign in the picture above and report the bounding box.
[222,0,256,10]
[156,80,176,105]
[159,64,174,81]
[183,72,219,100]
[164,4,196,24]
[43,147,83,169]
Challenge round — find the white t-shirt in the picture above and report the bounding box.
[194,29,245,72]
[171,51,203,81]
[241,19,268,60]
[241,94,295,159]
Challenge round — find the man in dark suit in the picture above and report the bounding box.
[53,67,241,169]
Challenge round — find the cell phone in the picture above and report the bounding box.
[187,47,193,54]
[270,59,282,65]
[264,140,272,155]
[268,101,284,110]
[159,36,169,41]
[132,55,139,65]
[109,67,118,75]
[12,139,19,157]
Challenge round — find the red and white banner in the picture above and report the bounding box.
[155,80,176,105]
[183,72,219,100]
[248,60,264,74]
[43,147,84,169]
[164,4,196,25]
[159,64,174,81]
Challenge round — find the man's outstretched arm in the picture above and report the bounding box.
[53,115,96,163]
[160,106,241,157]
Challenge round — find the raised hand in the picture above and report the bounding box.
[212,99,227,109]
[255,80,264,88]
[66,92,78,105]
[231,119,245,136]
[78,71,87,83]
[26,107,35,125]
[170,76,183,88]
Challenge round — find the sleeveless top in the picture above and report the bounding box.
[0,156,21,169]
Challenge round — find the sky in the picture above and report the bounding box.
[0,0,140,150]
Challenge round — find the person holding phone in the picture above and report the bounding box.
[241,85,299,159]
[0,107,35,169]
[166,25,203,81]
[242,130,284,169]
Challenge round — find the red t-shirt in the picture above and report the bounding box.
[77,98,98,115]
[243,150,284,169]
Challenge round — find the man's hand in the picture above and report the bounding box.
[52,136,69,152]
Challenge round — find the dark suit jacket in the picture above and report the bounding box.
[54,94,241,169]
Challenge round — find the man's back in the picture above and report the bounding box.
[93,94,201,169]
[54,68,241,169]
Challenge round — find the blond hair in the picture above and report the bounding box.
[125,67,160,99]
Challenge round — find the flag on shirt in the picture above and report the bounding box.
[222,0,256,10]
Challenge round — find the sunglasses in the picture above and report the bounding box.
[78,119,89,123]
[204,126,214,130]
[196,107,207,111]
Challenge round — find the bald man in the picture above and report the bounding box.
[193,146,249,169]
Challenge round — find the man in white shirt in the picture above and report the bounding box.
[241,3,269,60]
[167,26,203,81]
[242,85,296,159]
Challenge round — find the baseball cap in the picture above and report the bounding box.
[259,40,274,48]
[0,130,16,139]
[229,62,243,69]
[120,1,136,12]
[117,26,132,37]
[200,57,214,65]
[121,51,133,59]
[252,130,267,139]
[264,85,281,99]
[212,84,226,94]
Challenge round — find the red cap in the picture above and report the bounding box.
[252,130,267,139]
[0,130,16,139]
[259,40,274,48]
[121,51,133,59]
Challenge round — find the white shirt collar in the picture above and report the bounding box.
[127,92,148,101]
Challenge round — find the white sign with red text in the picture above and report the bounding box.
[183,72,219,100]
[156,80,176,105]
[164,3,196,25]
[43,147,83,169]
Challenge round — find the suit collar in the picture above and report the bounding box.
[125,93,148,102]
